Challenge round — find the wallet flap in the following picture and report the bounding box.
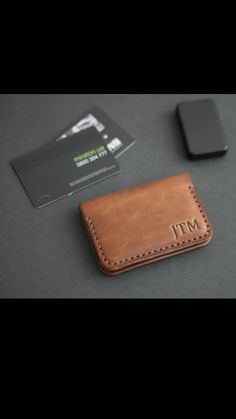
[79,172,212,274]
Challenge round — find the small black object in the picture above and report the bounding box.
[176,98,228,159]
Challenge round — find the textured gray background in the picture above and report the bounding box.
[0,94,235,298]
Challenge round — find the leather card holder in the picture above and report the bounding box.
[79,172,213,276]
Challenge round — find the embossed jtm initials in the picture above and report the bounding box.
[171,219,200,240]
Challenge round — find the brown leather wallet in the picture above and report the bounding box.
[79,172,213,276]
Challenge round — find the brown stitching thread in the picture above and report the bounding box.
[85,185,211,267]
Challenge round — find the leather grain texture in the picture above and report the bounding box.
[79,172,213,276]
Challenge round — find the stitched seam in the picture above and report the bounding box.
[85,185,211,267]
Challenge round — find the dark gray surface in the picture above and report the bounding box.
[0,94,235,298]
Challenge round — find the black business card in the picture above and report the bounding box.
[11,127,121,208]
[52,106,136,158]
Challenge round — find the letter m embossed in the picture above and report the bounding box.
[186,219,200,232]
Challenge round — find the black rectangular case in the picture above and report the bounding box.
[176,98,228,159]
